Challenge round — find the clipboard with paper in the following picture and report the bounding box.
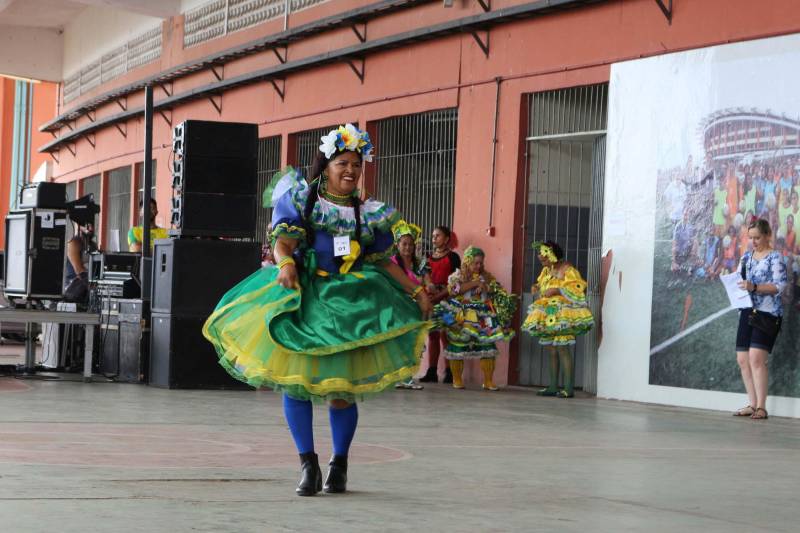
[719,272,753,309]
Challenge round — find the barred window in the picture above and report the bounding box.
[373,108,457,252]
[106,166,132,251]
[256,136,282,242]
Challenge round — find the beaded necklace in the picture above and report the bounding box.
[320,188,353,206]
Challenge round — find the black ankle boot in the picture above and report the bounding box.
[418,367,438,383]
[442,367,453,384]
[296,452,322,496]
[323,455,348,493]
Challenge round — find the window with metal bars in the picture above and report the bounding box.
[255,136,282,242]
[81,174,100,230]
[106,166,132,251]
[135,161,157,225]
[373,108,457,251]
[519,83,608,393]
[65,182,77,202]
[293,124,344,179]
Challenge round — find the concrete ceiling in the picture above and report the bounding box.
[0,0,182,81]
[0,0,181,29]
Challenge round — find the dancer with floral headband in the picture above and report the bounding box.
[434,246,516,390]
[522,241,594,398]
[204,124,432,496]
[391,220,426,390]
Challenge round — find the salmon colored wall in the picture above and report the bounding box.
[0,78,15,246]
[29,82,57,181]
[43,0,800,384]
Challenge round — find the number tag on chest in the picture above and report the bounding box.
[333,235,351,257]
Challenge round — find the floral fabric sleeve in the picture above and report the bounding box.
[559,267,589,304]
[770,253,788,296]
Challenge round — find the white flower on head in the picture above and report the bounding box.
[343,123,360,150]
[319,130,339,159]
[318,124,376,162]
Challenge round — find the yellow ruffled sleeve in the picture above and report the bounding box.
[559,266,588,304]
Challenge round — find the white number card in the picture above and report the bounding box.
[333,235,351,257]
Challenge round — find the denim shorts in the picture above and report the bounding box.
[735,308,779,353]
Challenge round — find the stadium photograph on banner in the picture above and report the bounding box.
[640,36,800,397]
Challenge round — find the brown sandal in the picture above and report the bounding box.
[750,407,768,420]
[733,405,755,417]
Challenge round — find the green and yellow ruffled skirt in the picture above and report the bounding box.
[203,261,430,402]
[522,295,593,345]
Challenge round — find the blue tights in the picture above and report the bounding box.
[282,394,358,456]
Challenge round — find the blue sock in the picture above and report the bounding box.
[329,403,358,457]
[283,394,314,454]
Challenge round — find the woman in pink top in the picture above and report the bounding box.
[391,220,426,390]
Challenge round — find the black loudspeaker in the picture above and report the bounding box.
[170,120,258,238]
[4,209,68,299]
[19,182,66,209]
[172,120,258,159]
[152,239,261,315]
[170,193,257,238]
[149,312,250,389]
[171,155,257,195]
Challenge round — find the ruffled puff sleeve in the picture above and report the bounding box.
[361,199,401,264]
[488,279,518,328]
[559,266,589,304]
[447,269,464,296]
[268,169,309,246]
[363,228,396,264]
[536,266,552,290]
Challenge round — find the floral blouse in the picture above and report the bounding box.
[738,251,788,317]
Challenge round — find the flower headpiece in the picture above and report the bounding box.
[463,246,485,260]
[391,219,422,244]
[319,123,374,162]
[532,241,558,262]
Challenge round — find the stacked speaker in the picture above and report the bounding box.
[170,120,258,237]
[149,120,261,389]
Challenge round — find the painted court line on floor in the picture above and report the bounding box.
[650,306,734,355]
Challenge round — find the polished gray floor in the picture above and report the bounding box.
[0,376,798,533]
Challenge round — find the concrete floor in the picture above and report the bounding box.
[0,376,798,533]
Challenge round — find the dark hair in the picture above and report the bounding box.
[748,218,772,237]
[304,151,362,247]
[541,240,565,261]
[138,198,157,208]
[434,226,451,239]
[393,235,420,275]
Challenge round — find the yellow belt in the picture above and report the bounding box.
[316,269,365,279]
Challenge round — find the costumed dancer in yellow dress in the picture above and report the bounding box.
[522,241,594,398]
[203,124,432,496]
[434,246,516,390]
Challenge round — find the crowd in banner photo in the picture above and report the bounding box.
[663,153,800,309]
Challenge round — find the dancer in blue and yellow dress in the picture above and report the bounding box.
[434,246,516,390]
[203,124,432,496]
[522,241,594,398]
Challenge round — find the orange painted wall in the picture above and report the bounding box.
[29,82,58,184]
[0,78,15,247]
[44,0,800,384]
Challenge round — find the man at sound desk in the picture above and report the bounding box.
[64,194,100,303]
[128,199,168,252]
